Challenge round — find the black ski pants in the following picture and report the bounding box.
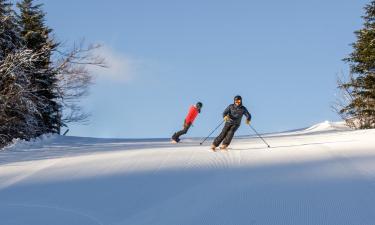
[172,121,191,141]
[213,122,240,147]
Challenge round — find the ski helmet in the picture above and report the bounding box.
[234,95,242,101]
[196,102,203,113]
[234,95,242,106]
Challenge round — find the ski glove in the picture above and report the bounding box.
[224,115,230,122]
[246,119,251,125]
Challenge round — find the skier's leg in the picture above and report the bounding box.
[172,123,191,142]
[212,123,231,147]
[171,132,180,141]
[222,124,240,146]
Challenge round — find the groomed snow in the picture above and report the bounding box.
[1,122,375,225]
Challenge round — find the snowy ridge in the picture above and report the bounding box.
[304,121,352,132]
[270,121,353,137]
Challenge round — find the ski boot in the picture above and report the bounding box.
[220,145,228,151]
[171,138,180,144]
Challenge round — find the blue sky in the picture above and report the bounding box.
[42,0,368,138]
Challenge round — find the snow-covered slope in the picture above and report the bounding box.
[1,122,375,225]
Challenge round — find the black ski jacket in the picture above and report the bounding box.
[223,104,251,125]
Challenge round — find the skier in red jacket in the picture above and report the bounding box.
[172,102,203,143]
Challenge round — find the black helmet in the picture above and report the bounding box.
[234,95,242,106]
[196,102,203,113]
[234,95,242,101]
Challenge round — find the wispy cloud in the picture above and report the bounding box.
[89,45,137,82]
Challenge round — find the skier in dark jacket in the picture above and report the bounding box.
[211,96,251,151]
[172,102,203,143]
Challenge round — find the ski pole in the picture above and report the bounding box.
[200,120,225,145]
[249,125,271,148]
[63,129,70,136]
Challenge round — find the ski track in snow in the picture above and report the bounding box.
[1,122,375,225]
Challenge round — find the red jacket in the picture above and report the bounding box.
[185,105,199,125]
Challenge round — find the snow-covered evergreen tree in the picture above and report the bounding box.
[339,0,375,129]
[0,0,104,147]
[17,0,61,134]
[0,49,52,147]
[0,0,21,59]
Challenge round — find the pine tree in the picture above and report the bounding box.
[340,1,375,129]
[17,0,61,134]
[0,49,50,147]
[0,1,102,147]
[0,0,25,147]
[0,0,22,59]
[0,0,40,146]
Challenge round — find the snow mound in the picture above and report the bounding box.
[304,121,352,133]
[2,133,59,152]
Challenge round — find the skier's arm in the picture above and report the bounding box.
[244,107,252,122]
[223,105,231,118]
